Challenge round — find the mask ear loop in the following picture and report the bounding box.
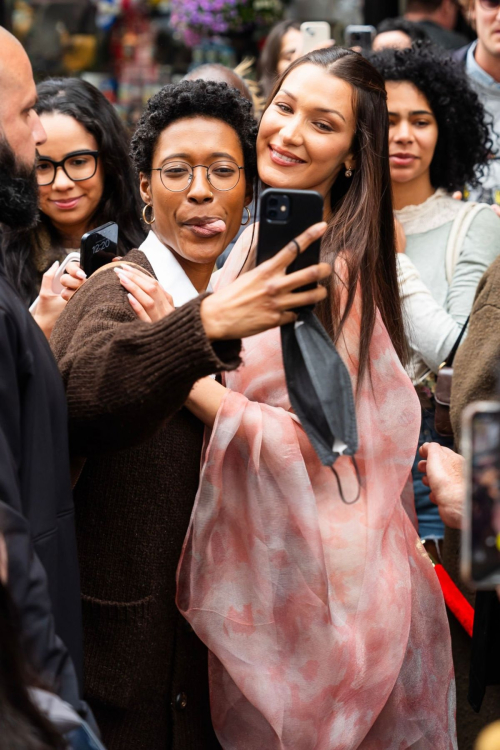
[330,456,361,505]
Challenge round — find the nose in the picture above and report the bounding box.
[186,166,214,204]
[393,119,414,144]
[52,166,75,191]
[31,110,46,148]
[280,114,303,147]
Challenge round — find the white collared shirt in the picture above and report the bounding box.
[138,230,212,307]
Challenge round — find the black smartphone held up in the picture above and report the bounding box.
[462,401,500,588]
[80,221,119,277]
[256,188,324,294]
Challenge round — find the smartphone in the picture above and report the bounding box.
[344,24,376,50]
[256,188,323,294]
[462,401,500,588]
[300,22,332,55]
[80,221,119,278]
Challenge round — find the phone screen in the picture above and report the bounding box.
[469,408,500,583]
[81,222,119,277]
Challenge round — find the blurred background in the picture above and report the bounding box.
[0,0,473,129]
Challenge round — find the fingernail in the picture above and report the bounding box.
[127,293,136,304]
[50,260,60,271]
[76,270,87,280]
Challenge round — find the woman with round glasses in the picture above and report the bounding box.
[49,79,329,750]
[0,77,145,336]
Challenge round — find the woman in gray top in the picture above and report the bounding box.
[371,45,500,548]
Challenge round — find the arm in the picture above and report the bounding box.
[51,269,241,456]
[398,209,500,374]
[185,377,227,428]
[418,442,464,529]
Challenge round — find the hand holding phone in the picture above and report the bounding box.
[256,188,324,297]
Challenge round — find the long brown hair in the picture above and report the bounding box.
[263,47,407,384]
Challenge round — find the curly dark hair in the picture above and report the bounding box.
[368,44,492,192]
[130,80,258,190]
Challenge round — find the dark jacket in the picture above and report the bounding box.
[50,249,242,750]
[0,263,90,721]
[452,42,472,65]
[447,255,500,745]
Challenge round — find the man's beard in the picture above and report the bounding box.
[0,137,39,230]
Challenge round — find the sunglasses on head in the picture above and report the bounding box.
[479,0,500,10]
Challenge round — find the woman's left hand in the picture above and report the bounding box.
[60,261,87,302]
[114,264,175,322]
[32,261,68,339]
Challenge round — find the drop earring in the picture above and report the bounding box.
[345,168,353,178]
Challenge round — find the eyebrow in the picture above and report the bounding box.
[280,89,346,122]
[160,151,237,165]
[388,110,434,117]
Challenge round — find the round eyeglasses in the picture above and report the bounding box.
[152,160,244,193]
[36,150,100,186]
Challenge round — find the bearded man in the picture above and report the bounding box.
[0,26,92,725]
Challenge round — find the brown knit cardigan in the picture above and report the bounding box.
[50,249,241,750]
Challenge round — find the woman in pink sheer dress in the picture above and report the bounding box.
[177,47,457,748]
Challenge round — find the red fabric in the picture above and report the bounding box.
[435,563,474,637]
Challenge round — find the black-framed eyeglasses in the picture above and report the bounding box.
[151,160,244,193]
[479,0,500,10]
[36,150,100,186]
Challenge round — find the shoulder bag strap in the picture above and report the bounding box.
[445,202,484,284]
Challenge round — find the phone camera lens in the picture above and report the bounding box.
[269,197,279,207]
[268,209,278,219]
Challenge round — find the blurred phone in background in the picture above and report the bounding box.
[344,25,376,50]
[300,22,332,55]
[462,401,500,588]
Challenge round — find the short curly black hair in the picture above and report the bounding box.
[368,44,492,191]
[130,79,257,189]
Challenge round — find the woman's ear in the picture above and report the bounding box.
[139,172,153,206]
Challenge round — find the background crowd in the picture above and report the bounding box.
[3,0,500,749]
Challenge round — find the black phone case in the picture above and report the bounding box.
[256,188,323,292]
[80,221,119,277]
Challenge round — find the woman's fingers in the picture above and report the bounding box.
[65,261,86,281]
[275,285,328,311]
[115,269,156,310]
[276,262,331,296]
[39,261,60,297]
[266,222,328,272]
[115,266,175,322]
[127,293,152,322]
[60,273,84,291]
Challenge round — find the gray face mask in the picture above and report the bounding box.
[281,310,360,504]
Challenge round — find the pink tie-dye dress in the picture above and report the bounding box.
[177,235,457,749]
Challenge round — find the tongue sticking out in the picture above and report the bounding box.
[189,219,226,237]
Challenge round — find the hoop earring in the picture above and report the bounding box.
[241,206,251,226]
[345,168,353,178]
[142,204,155,225]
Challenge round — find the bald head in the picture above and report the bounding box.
[0,27,45,167]
[184,64,253,109]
